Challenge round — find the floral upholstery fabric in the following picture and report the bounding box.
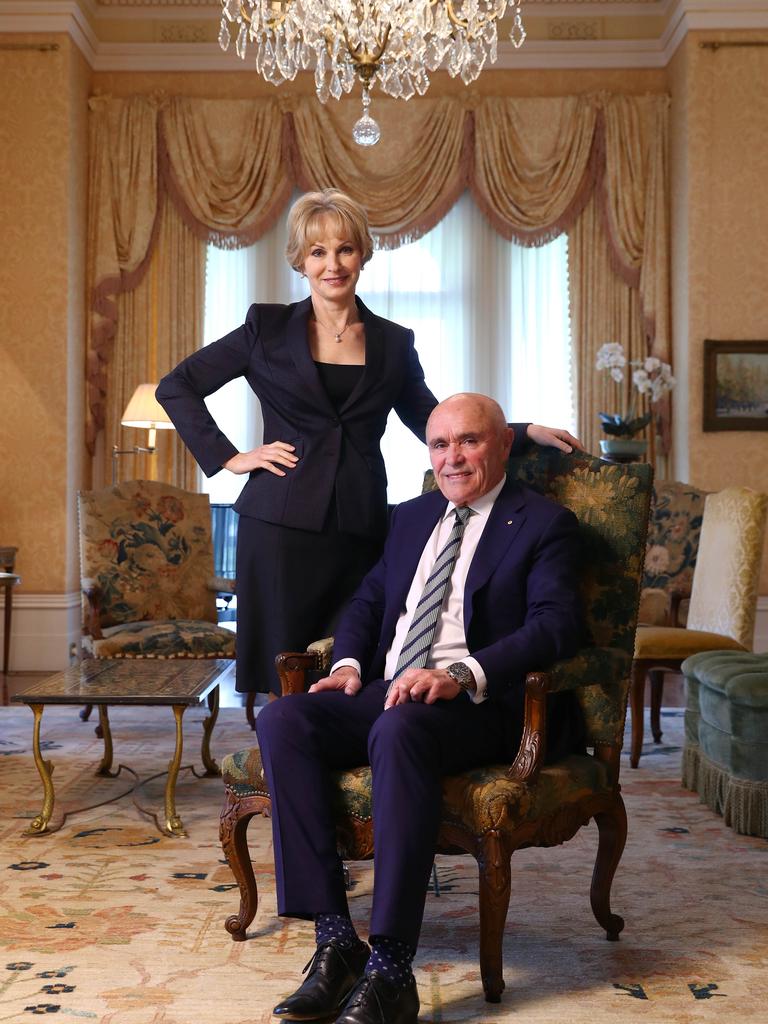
[222,747,610,841]
[639,481,708,626]
[87,619,235,659]
[78,480,220,629]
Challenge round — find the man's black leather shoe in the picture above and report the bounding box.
[272,940,370,1021]
[335,971,419,1024]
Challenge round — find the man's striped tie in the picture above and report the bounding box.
[388,505,473,693]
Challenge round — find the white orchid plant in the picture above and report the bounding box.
[596,342,676,437]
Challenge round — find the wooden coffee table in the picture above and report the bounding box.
[13,658,229,838]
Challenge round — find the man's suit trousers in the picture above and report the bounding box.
[255,681,519,948]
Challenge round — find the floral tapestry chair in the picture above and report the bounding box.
[629,481,708,755]
[631,486,767,768]
[639,481,708,630]
[78,480,235,705]
[219,448,653,1004]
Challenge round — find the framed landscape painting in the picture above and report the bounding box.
[703,340,768,431]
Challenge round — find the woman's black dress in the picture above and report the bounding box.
[235,362,381,694]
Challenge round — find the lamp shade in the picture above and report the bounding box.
[121,384,175,430]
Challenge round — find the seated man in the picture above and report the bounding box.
[256,393,584,1024]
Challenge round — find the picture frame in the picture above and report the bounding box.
[703,340,768,431]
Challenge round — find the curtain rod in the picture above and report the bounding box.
[0,43,59,52]
[699,41,768,50]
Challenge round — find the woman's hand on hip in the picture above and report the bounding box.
[224,442,298,476]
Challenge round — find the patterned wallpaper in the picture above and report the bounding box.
[682,32,768,592]
[0,34,89,593]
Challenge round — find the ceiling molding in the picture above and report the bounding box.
[0,2,98,65]
[2,0,768,73]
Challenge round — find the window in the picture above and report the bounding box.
[201,194,573,504]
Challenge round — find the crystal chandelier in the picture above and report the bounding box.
[218,0,526,146]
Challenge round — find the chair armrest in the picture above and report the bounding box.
[81,577,104,640]
[275,637,334,696]
[506,646,631,784]
[307,637,334,667]
[208,576,236,594]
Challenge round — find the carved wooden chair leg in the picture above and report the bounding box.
[477,830,511,1003]
[649,669,665,744]
[590,800,627,941]
[80,704,93,722]
[629,660,647,768]
[220,792,261,940]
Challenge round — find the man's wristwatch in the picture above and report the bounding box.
[446,662,476,694]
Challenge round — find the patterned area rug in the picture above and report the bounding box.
[1,704,766,1023]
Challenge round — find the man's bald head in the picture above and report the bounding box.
[426,394,513,507]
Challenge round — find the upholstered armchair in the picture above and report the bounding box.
[630,487,768,768]
[78,480,236,664]
[219,448,653,1004]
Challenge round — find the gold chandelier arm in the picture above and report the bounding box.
[341,22,390,67]
[444,0,502,38]
[238,0,291,32]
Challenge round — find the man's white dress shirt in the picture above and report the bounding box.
[332,475,508,704]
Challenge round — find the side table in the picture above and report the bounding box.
[13,658,228,837]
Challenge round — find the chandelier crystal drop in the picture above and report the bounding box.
[219,0,526,145]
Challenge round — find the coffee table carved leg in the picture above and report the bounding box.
[24,703,55,836]
[201,685,221,777]
[95,705,115,776]
[165,704,188,837]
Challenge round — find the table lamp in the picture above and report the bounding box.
[112,383,175,484]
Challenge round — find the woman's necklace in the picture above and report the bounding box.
[313,313,357,343]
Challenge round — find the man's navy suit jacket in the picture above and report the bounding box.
[156,296,532,542]
[333,477,585,757]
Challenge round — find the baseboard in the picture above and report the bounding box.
[0,591,81,672]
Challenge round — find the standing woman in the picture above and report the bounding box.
[157,189,580,704]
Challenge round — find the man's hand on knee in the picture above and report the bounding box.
[384,669,464,708]
[309,666,362,696]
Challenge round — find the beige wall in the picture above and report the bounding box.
[0,34,90,594]
[672,31,768,592]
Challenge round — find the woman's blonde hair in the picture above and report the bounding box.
[285,189,374,273]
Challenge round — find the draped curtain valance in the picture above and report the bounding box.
[86,91,669,454]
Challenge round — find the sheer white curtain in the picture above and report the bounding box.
[202,193,573,504]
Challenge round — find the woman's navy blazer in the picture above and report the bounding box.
[156,297,437,540]
[157,295,530,540]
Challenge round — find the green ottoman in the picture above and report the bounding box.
[681,650,768,838]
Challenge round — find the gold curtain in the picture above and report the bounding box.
[87,91,671,479]
[290,97,470,246]
[470,96,598,245]
[104,197,203,489]
[601,94,671,360]
[160,96,292,248]
[87,95,160,453]
[569,190,669,472]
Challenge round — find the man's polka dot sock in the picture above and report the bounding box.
[365,935,415,988]
[314,912,362,951]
